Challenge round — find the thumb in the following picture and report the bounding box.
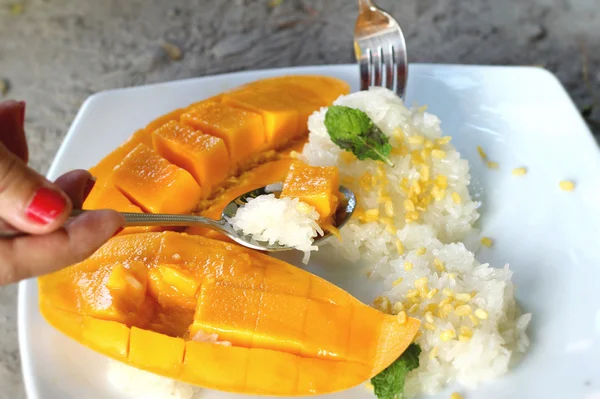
[0,142,72,234]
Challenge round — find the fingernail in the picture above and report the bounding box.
[83,177,96,199]
[26,187,67,225]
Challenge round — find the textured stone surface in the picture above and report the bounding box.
[0,0,598,397]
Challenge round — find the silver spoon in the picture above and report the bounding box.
[2,183,356,252]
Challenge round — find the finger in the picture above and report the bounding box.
[0,218,19,235]
[0,143,72,234]
[54,170,96,209]
[0,209,124,285]
[0,100,28,162]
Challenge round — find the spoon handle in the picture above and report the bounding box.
[0,210,230,239]
[73,209,231,231]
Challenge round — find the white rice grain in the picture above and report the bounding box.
[229,194,323,263]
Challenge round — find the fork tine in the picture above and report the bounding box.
[384,44,394,91]
[372,47,383,87]
[393,45,408,97]
[359,48,371,91]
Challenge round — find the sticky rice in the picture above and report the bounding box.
[229,194,323,262]
[300,87,530,396]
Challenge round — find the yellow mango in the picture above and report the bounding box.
[245,348,299,395]
[180,102,266,166]
[112,144,202,213]
[281,161,341,223]
[181,341,248,392]
[106,262,148,313]
[252,292,307,355]
[222,89,299,149]
[82,317,130,359]
[39,232,420,395]
[239,75,351,105]
[82,179,163,235]
[89,107,185,181]
[190,282,261,347]
[152,120,230,191]
[39,302,83,341]
[128,327,185,376]
[147,265,200,309]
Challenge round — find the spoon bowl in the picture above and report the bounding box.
[222,183,356,251]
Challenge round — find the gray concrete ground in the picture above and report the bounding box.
[0,0,598,397]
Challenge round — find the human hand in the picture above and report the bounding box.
[0,100,124,285]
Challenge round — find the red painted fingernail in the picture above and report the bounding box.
[82,177,96,199]
[26,187,67,225]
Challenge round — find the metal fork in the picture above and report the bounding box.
[354,0,408,97]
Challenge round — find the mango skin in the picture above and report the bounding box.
[39,232,420,396]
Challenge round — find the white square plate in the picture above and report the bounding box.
[18,64,600,399]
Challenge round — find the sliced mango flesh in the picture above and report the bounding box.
[181,341,249,392]
[83,76,343,238]
[39,232,420,396]
[147,265,200,309]
[152,120,230,191]
[239,75,351,105]
[105,262,148,313]
[82,317,130,359]
[222,89,299,149]
[82,179,163,235]
[180,102,265,166]
[88,106,185,179]
[281,161,341,223]
[88,129,152,179]
[191,281,262,347]
[112,144,202,213]
[226,75,350,149]
[83,180,141,213]
[129,327,185,375]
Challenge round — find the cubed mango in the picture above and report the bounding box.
[128,327,185,376]
[190,282,261,347]
[245,348,298,395]
[181,341,248,392]
[83,180,162,235]
[82,317,130,359]
[112,144,202,214]
[152,120,230,191]
[180,102,265,166]
[105,262,148,312]
[222,89,298,149]
[147,265,200,309]
[301,300,352,360]
[252,292,308,355]
[280,162,340,223]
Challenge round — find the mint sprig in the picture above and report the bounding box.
[371,343,421,399]
[324,105,394,167]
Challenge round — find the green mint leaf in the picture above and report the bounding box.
[371,343,421,399]
[324,105,394,167]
